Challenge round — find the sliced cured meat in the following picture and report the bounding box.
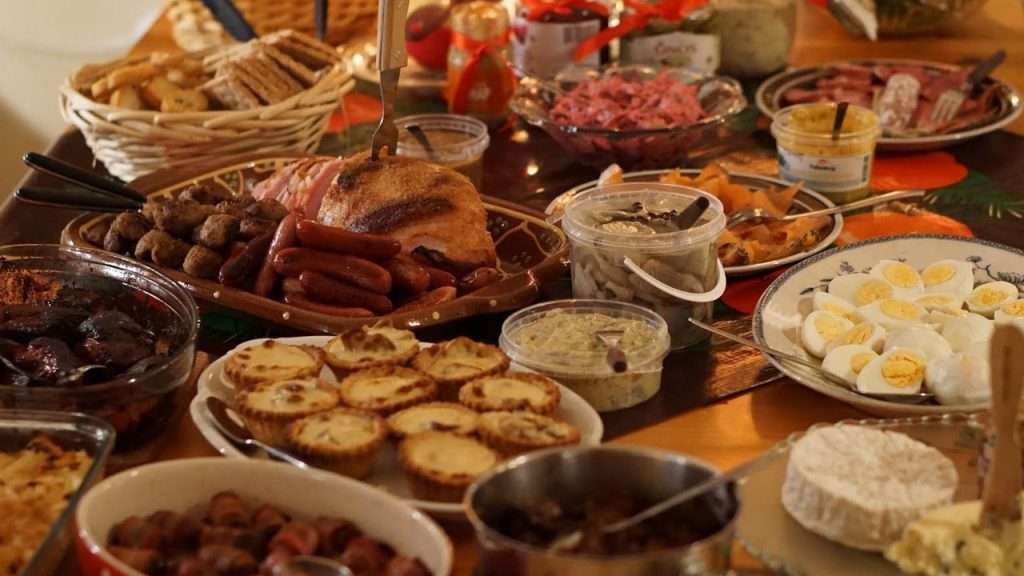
[550,71,704,130]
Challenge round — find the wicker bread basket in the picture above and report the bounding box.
[166,0,376,51]
[59,52,353,181]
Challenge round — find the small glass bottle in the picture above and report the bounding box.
[446,1,516,127]
[620,4,720,73]
[511,0,610,79]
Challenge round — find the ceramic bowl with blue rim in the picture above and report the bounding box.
[753,234,1024,416]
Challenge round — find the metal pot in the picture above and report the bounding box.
[465,446,739,576]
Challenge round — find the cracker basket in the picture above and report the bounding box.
[59,52,354,181]
[166,0,376,51]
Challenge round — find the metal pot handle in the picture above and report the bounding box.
[622,257,727,304]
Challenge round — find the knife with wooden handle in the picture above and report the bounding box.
[981,323,1024,531]
[370,0,409,161]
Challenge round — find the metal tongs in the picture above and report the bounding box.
[18,152,145,211]
[370,0,410,160]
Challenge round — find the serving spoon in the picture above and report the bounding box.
[688,319,935,404]
[725,189,927,229]
[273,556,353,576]
[205,396,310,469]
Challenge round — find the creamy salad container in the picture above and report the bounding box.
[396,114,490,190]
[772,102,881,204]
[500,300,670,412]
[562,183,727,349]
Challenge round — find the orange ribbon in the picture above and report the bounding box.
[521,0,610,21]
[449,31,515,115]
[574,0,707,61]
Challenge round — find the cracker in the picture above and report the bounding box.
[140,76,180,110]
[258,42,319,86]
[110,86,144,110]
[202,72,261,110]
[263,30,339,70]
[107,62,159,90]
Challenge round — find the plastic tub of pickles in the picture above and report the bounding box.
[500,300,670,412]
[562,183,728,349]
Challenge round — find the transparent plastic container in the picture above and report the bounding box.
[562,183,727,349]
[500,299,670,412]
[395,114,490,190]
[772,102,881,205]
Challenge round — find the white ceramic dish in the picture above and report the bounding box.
[753,234,1024,416]
[190,336,605,521]
[76,457,453,576]
[546,169,843,276]
[736,414,984,576]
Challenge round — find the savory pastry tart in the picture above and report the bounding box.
[236,378,339,445]
[386,402,480,439]
[224,340,325,389]
[458,372,560,415]
[412,337,510,400]
[398,432,500,502]
[477,411,580,455]
[286,408,387,479]
[324,325,420,375]
[339,366,436,415]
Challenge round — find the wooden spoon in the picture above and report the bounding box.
[981,323,1024,530]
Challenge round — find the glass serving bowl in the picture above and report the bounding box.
[0,244,198,469]
[510,65,747,170]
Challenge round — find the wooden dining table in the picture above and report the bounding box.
[8,1,1024,574]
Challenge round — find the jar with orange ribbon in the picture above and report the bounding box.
[446,1,517,128]
[511,0,611,79]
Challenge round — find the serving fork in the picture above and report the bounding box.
[929,50,1006,127]
[725,189,926,228]
[370,0,410,161]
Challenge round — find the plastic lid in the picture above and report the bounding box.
[562,183,726,253]
[395,114,490,164]
[499,299,671,376]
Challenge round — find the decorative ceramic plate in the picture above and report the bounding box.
[62,155,568,335]
[756,58,1023,152]
[753,234,1024,416]
[737,414,985,576]
[546,169,843,276]
[190,336,604,522]
[341,38,446,96]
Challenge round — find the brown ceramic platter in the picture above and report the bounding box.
[62,154,568,334]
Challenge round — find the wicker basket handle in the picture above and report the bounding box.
[377,0,409,70]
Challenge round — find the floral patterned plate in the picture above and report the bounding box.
[753,234,1024,416]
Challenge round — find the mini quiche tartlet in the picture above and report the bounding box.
[339,366,437,415]
[458,372,560,415]
[412,337,510,400]
[324,326,420,375]
[224,340,325,389]
[286,408,387,479]
[236,378,340,445]
[478,411,580,455]
[387,402,480,439]
[398,431,500,502]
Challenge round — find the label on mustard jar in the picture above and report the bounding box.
[512,18,601,78]
[620,32,720,72]
[778,148,871,193]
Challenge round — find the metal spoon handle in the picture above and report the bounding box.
[251,439,311,469]
[780,189,926,222]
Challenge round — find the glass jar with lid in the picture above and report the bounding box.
[511,0,611,79]
[619,3,720,73]
[446,1,516,127]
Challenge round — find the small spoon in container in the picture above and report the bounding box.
[405,124,438,162]
[595,329,628,373]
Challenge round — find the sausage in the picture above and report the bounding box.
[281,277,304,296]
[268,522,320,556]
[108,546,160,573]
[252,504,290,536]
[260,547,295,575]
[299,271,393,315]
[295,220,401,260]
[207,491,248,527]
[385,557,431,576]
[339,537,389,576]
[274,248,392,295]
[394,286,457,314]
[218,232,273,288]
[283,293,376,318]
[314,517,362,555]
[197,545,258,575]
[386,256,430,296]
[423,265,456,289]
[109,516,162,548]
[198,525,264,555]
[254,213,298,297]
[457,267,501,294]
[147,510,201,550]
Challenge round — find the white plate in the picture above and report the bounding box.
[753,234,1024,416]
[190,336,604,521]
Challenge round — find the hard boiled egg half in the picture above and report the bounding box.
[995,299,1024,327]
[938,312,994,353]
[966,281,1019,317]
[812,291,859,321]
[856,348,927,395]
[912,292,965,313]
[801,311,854,358]
[920,259,975,297]
[826,322,886,353]
[926,352,991,405]
[870,260,923,299]
[822,344,878,387]
[858,298,926,330]
[828,273,895,307]
[884,326,952,362]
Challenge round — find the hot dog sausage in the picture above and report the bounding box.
[218,232,272,288]
[423,266,456,289]
[253,213,298,297]
[281,277,304,296]
[295,220,401,260]
[457,267,501,294]
[274,247,392,295]
[394,286,457,314]
[283,293,375,318]
[299,271,393,314]
[386,256,430,295]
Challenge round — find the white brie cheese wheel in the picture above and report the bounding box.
[781,425,958,551]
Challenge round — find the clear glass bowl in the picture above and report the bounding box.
[0,244,198,468]
[510,65,747,170]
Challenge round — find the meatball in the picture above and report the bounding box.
[110,211,150,242]
[193,214,240,250]
[183,245,224,279]
[244,199,288,222]
[135,230,191,269]
[178,183,231,205]
[153,200,216,237]
[215,198,255,219]
[103,225,127,254]
[238,218,276,240]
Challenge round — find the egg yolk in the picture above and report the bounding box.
[1002,300,1024,317]
[880,299,923,320]
[838,323,874,346]
[881,262,919,288]
[850,353,874,374]
[922,264,955,287]
[854,280,894,306]
[881,352,925,388]
[814,314,847,340]
[972,287,1012,307]
[916,295,955,309]
[822,303,853,318]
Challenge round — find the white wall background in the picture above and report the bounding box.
[0,0,163,198]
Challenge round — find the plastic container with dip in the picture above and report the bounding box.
[772,102,881,205]
[562,183,727,349]
[500,300,671,412]
[395,114,490,190]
